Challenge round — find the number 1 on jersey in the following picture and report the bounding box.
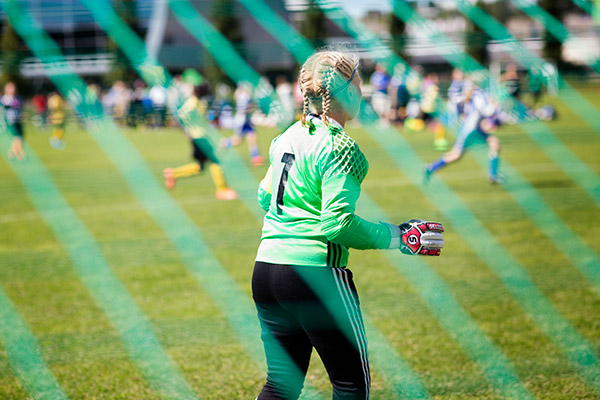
[276,152,295,215]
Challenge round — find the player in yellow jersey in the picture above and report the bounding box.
[163,83,237,200]
[48,92,67,150]
[420,73,448,150]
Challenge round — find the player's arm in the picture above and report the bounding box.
[319,137,398,250]
[321,175,444,255]
[257,165,273,212]
[320,139,444,255]
[321,172,393,249]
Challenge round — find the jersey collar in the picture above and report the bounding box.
[307,113,344,134]
[326,116,343,131]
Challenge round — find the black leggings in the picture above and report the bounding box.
[252,261,370,400]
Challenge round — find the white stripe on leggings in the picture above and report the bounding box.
[337,269,371,389]
[332,268,370,399]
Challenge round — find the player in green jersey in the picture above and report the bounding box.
[252,48,445,400]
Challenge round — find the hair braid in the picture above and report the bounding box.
[299,65,310,126]
[301,92,310,126]
[321,65,336,126]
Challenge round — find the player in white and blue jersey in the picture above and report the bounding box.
[221,81,265,166]
[446,68,465,127]
[424,78,502,183]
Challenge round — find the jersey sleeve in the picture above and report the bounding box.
[257,165,273,212]
[320,131,393,250]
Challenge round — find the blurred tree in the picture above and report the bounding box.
[481,0,510,25]
[204,0,243,88]
[389,12,409,64]
[106,0,139,85]
[465,1,490,66]
[539,0,568,69]
[301,0,326,49]
[0,19,24,88]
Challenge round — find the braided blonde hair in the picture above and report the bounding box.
[299,49,359,127]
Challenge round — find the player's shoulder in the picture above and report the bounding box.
[321,121,369,184]
[328,124,357,155]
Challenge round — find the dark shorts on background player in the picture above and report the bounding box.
[191,137,219,168]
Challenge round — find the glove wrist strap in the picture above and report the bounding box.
[384,223,401,250]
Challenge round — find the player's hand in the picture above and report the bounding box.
[399,219,444,256]
[7,138,26,161]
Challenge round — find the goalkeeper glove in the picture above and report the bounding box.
[393,219,444,256]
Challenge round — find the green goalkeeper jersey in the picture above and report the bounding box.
[256,115,395,268]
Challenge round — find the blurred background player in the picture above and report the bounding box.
[446,68,465,127]
[388,64,411,126]
[502,62,521,100]
[127,79,147,128]
[424,77,502,184]
[528,65,543,107]
[403,65,425,131]
[104,80,130,124]
[220,81,265,167]
[31,92,47,128]
[275,75,296,126]
[1,82,25,160]
[48,91,67,150]
[163,82,237,200]
[149,82,168,128]
[369,62,391,124]
[420,72,448,150]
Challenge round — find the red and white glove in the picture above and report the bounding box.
[397,219,444,256]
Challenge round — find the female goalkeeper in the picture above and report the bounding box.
[252,48,445,400]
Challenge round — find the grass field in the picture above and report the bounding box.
[1,89,599,400]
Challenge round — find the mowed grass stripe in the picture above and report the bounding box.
[0,134,198,399]
[517,119,600,209]
[467,145,600,295]
[356,195,535,400]
[369,123,600,392]
[0,282,68,400]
